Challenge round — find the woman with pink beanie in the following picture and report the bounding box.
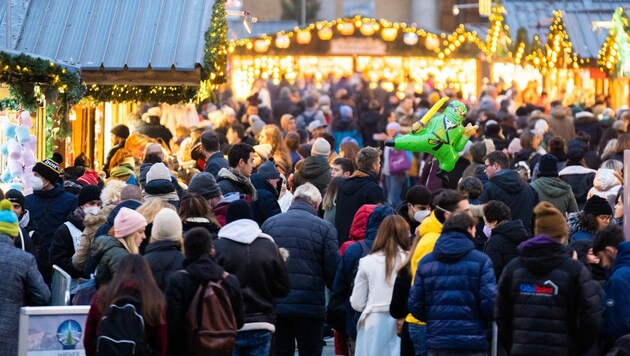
[91,207,148,287]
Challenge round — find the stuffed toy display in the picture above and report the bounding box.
[0,110,37,193]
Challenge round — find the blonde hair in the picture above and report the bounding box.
[260,125,292,173]
[120,235,140,255]
[136,199,176,224]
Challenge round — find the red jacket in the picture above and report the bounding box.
[339,204,376,256]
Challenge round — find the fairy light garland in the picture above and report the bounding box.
[597,8,629,77]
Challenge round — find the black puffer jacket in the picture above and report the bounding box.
[165,254,244,356]
[558,165,596,210]
[479,170,539,234]
[144,240,184,292]
[484,219,530,278]
[496,235,603,355]
[215,219,290,327]
[334,169,384,245]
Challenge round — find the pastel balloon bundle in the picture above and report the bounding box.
[0,110,37,192]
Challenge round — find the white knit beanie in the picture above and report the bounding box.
[146,162,171,183]
[311,138,331,157]
[151,208,183,242]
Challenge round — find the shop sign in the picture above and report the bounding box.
[19,306,90,356]
[329,37,387,55]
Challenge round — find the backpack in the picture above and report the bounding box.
[185,271,237,356]
[96,296,146,355]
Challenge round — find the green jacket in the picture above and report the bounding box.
[92,235,130,287]
[530,177,578,216]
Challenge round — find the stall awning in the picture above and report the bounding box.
[502,0,629,59]
[3,0,218,84]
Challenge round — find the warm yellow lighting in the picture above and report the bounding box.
[296,30,312,44]
[403,32,419,45]
[254,39,270,53]
[360,23,375,36]
[318,27,333,40]
[275,35,290,49]
[381,27,398,42]
[338,22,355,36]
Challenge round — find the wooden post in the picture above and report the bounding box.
[36,106,46,160]
[625,149,629,240]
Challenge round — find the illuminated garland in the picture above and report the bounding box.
[544,11,579,70]
[86,85,198,104]
[202,0,228,84]
[0,52,85,110]
[597,8,629,77]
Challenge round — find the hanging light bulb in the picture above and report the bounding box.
[403,32,419,45]
[360,23,375,36]
[296,30,312,44]
[381,27,398,41]
[337,22,355,36]
[275,35,290,49]
[318,27,333,40]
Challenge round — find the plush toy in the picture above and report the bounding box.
[385,97,478,182]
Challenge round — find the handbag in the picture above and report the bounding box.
[388,148,411,175]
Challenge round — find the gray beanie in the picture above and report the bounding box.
[187,172,222,200]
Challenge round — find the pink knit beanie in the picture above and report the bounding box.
[114,207,147,238]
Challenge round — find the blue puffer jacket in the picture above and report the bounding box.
[25,182,77,283]
[602,241,630,348]
[261,199,339,318]
[408,230,496,351]
[331,205,396,338]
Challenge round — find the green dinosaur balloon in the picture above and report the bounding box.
[385,100,477,173]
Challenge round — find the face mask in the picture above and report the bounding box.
[84,206,101,215]
[483,224,492,238]
[414,209,431,223]
[31,177,44,191]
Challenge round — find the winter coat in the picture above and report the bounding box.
[601,241,630,349]
[479,169,539,234]
[331,119,364,152]
[261,199,339,318]
[408,230,496,351]
[511,147,540,173]
[588,168,622,204]
[165,254,244,356]
[359,110,384,147]
[339,204,377,255]
[250,173,282,226]
[204,151,229,177]
[331,206,395,338]
[335,168,384,246]
[558,165,596,210]
[50,210,86,279]
[181,218,220,235]
[91,235,131,287]
[292,155,331,197]
[216,168,257,200]
[0,234,50,355]
[144,240,184,292]
[496,235,603,355]
[573,112,602,152]
[410,212,443,278]
[73,205,112,271]
[484,219,530,278]
[15,227,36,256]
[351,251,405,356]
[548,107,576,142]
[389,265,415,356]
[215,219,290,330]
[25,183,78,282]
[530,177,578,216]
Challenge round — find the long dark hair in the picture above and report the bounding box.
[178,193,219,226]
[96,255,165,327]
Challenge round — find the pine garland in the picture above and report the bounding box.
[86,85,198,104]
[202,0,228,84]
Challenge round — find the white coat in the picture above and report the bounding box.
[350,251,405,356]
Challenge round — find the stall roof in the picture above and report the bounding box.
[502,0,628,58]
[6,0,216,72]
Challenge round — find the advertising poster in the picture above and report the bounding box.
[19,307,89,356]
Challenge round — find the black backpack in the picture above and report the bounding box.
[96,296,146,355]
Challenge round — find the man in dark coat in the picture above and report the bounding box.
[496,202,603,355]
[215,201,290,355]
[292,138,331,197]
[261,183,339,356]
[250,161,282,225]
[103,124,129,177]
[335,146,384,246]
[558,149,596,210]
[479,150,539,234]
[482,200,530,278]
[573,111,602,152]
[201,130,229,177]
[165,227,244,356]
[27,158,78,284]
[408,212,496,353]
[216,143,258,200]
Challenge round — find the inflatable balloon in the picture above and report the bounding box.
[385,98,478,182]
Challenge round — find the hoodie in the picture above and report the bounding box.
[496,234,603,355]
[484,219,530,278]
[479,169,539,234]
[408,230,496,351]
[335,168,384,246]
[530,176,578,216]
[214,219,290,331]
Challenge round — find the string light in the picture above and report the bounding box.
[597,8,629,77]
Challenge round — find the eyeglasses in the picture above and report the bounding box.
[597,215,613,222]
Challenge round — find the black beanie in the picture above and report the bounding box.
[111,124,130,139]
[226,200,253,223]
[584,195,613,216]
[5,189,25,209]
[33,158,61,184]
[78,185,102,206]
[538,154,559,177]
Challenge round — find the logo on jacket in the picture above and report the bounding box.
[519,280,558,296]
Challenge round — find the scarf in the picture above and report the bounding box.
[218,167,258,201]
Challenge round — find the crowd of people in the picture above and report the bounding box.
[0,74,629,356]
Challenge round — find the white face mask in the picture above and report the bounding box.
[84,206,101,215]
[414,209,431,223]
[31,176,44,191]
[483,224,492,238]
